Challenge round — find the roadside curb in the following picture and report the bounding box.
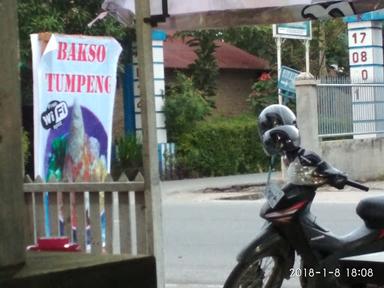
[161,172,281,195]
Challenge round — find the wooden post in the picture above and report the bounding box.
[118,174,131,254]
[134,0,165,287]
[90,191,102,254]
[75,192,86,250]
[104,175,114,254]
[134,173,146,255]
[0,0,26,268]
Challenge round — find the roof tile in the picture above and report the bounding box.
[164,37,270,70]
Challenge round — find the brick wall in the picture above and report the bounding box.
[165,69,259,116]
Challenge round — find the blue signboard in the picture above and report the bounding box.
[278,66,301,98]
[273,21,312,40]
[344,9,384,23]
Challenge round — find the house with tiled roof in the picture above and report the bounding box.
[111,34,271,143]
[164,36,270,115]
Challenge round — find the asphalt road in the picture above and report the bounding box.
[163,199,363,288]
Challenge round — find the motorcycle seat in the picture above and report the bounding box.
[356,196,384,229]
[310,225,376,254]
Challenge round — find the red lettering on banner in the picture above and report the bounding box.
[86,75,94,93]
[105,76,111,93]
[89,44,96,62]
[57,42,68,60]
[45,73,112,94]
[55,74,62,92]
[57,41,107,62]
[46,73,54,91]
[96,76,103,93]
[65,74,76,92]
[77,44,87,62]
[68,43,76,61]
[77,75,87,92]
[98,45,106,62]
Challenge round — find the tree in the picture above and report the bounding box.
[163,73,211,142]
[219,19,348,77]
[220,25,276,66]
[248,72,278,115]
[176,30,219,105]
[325,20,349,70]
[17,0,130,104]
[187,31,219,101]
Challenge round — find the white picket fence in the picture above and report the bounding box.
[23,173,148,255]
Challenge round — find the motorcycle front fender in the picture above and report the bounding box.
[237,222,295,279]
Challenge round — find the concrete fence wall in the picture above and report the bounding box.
[296,74,384,181]
[321,138,384,180]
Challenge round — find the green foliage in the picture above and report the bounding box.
[22,130,31,170]
[315,19,349,75]
[112,134,143,180]
[248,75,278,115]
[164,73,211,143]
[17,0,131,104]
[219,19,348,77]
[220,24,304,71]
[248,73,296,116]
[178,30,219,103]
[221,25,275,65]
[176,115,272,177]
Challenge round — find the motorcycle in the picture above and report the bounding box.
[223,148,384,288]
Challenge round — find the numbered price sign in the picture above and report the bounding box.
[347,22,383,82]
[346,21,383,137]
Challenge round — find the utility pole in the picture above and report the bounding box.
[305,39,310,73]
[275,37,287,178]
[134,0,165,287]
[0,0,26,268]
[276,37,283,105]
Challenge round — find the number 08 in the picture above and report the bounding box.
[352,51,367,63]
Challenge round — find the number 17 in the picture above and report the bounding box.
[352,32,367,44]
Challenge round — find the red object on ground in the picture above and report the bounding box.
[27,237,80,252]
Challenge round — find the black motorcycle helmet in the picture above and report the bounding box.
[262,125,300,156]
[258,104,297,136]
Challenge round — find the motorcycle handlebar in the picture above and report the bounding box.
[345,180,369,191]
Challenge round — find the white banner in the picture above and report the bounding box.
[101,0,384,30]
[31,33,122,182]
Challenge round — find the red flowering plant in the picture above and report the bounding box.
[258,72,272,81]
[248,72,277,114]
